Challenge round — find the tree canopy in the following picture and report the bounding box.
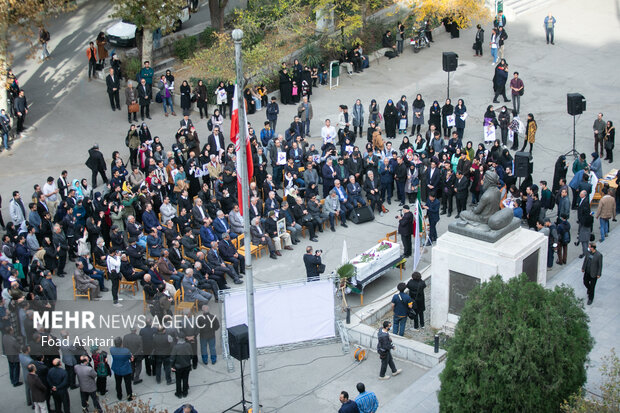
[404,0,490,29]
[439,274,593,412]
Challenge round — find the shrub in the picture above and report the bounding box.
[438,275,593,412]
[300,43,325,68]
[122,57,142,82]
[174,35,198,61]
[199,26,217,48]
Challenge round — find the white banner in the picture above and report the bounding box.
[224,279,336,347]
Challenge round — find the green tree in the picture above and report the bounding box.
[439,274,593,412]
[0,0,75,112]
[562,349,620,413]
[312,0,384,43]
[110,0,186,65]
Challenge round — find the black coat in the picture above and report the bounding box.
[406,278,426,312]
[106,73,120,93]
[85,148,106,171]
[303,253,322,279]
[398,211,413,235]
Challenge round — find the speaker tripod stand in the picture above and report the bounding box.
[564,114,580,159]
[222,360,260,413]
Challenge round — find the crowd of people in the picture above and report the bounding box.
[0,8,617,413]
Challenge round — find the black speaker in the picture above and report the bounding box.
[567,93,586,116]
[514,151,532,178]
[348,205,375,224]
[442,52,458,72]
[228,324,249,361]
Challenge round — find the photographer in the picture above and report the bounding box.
[303,246,323,281]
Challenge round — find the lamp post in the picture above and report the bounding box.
[232,28,260,413]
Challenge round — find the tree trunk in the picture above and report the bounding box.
[0,13,9,113]
[142,27,153,65]
[209,0,228,32]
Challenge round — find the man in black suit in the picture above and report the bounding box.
[105,68,121,111]
[397,205,413,257]
[454,171,469,218]
[303,246,323,281]
[207,241,242,284]
[322,158,337,198]
[441,169,456,217]
[426,160,440,195]
[581,242,602,305]
[262,175,282,203]
[85,144,108,187]
[250,217,277,259]
[207,126,225,157]
[363,170,383,214]
[248,196,264,221]
[137,78,152,120]
[218,233,245,275]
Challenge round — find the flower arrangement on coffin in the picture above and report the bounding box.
[352,252,377,264]
[376,241,393,252]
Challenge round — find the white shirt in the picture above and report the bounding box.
[106,255,121,273]
[321,126,336,144]
[43,182,58,202]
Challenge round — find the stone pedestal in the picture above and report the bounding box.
[430,227,547,330]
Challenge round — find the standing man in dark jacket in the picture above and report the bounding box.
[582,242,603,305]
[424,192,440,244]
[13,90,28,133]
[27,363,48,413]
[85,144,108,187]
[123,328,144,384]
[377,321,402,380]
[75,355,103,412]
[48,358,70,413]
[3,326,22,386]
[199,305,220,365]
[473,24,484,56]
[303,246,323,281]
[105,67,121,111]
[266,96,279,132]
[137,78,152,121]
[170,335,193,398]
[152,327,174,385]
[454,171,469,218]
[397,205,413,257]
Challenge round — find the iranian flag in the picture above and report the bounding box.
[412,189,424,270]
[230,84,253,211]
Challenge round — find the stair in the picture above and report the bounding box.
[503,0,555,16]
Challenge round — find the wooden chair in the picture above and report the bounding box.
[92,253,108,280]
[234,234,260,259]
[120,276,139,296]
[380,231,398,243]
[142,289,150,313]
[174,287,197,315]
[590,182,603,207]
[72,276,91,301]
[181,245,196,263]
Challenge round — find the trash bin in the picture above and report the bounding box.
[331,62,340,78]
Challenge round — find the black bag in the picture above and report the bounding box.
[605,140,614,150]
[207,118,213,131]
[317,263,326,274]
[385,50,397,59]
[191,93,197,103]
[519,85,524,96]
[155,91,163,103]
[407,306,418,319]
[94,63,103,71]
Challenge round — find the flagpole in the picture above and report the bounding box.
[232,28,260,412]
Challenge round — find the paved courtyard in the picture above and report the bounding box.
[1,0,618,410]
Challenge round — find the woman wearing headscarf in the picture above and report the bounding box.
[490,139,502,162]
[499,148,514,171]
[604,120,614,162]
[551,155,568,194]
[396,95,408,134]
[498,105,511,146]
[429,100,441,130]
[399,136,412,153]
[413,134,427,155]
[180,80,192,116]
[383,100,398,139]
[72,179,85,200]
[244,88,256,114]
[483,105,499,145]
[441,98,454,138]
[464,140,474,161]
[352,99,364,138]
[411,94,425,135]
[520,113,537,153]
[368,99,380,125]
[454,99,467,142]
[139,123,152,145]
